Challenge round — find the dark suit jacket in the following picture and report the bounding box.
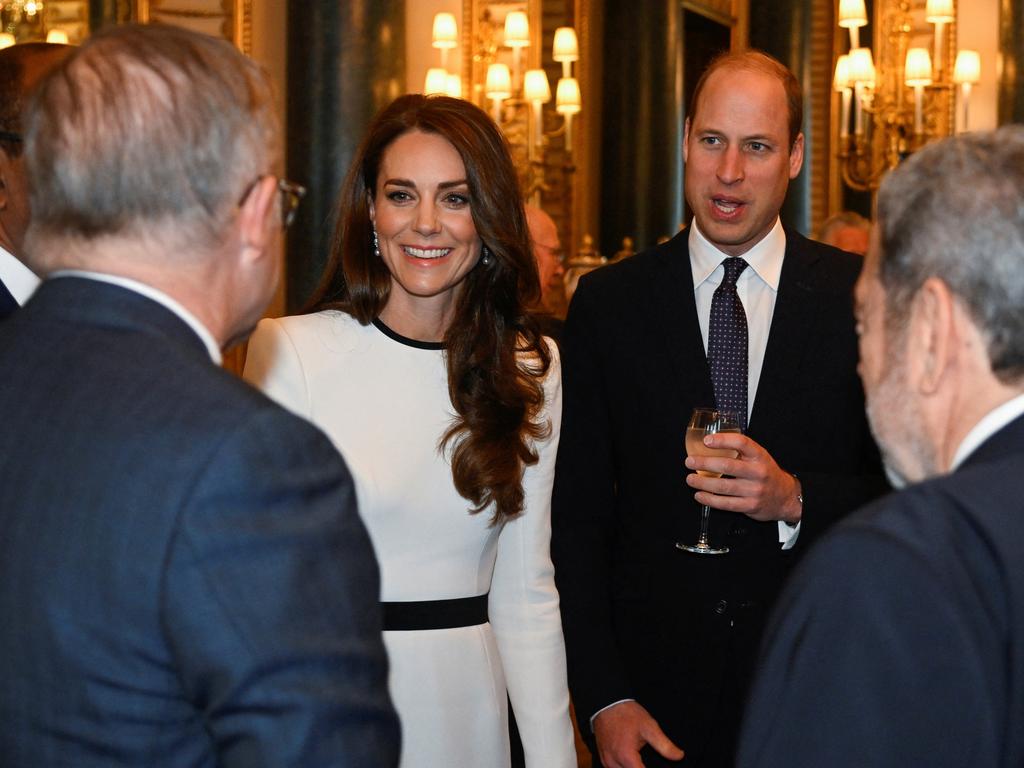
[738,412,1024,768]
[0,277,400,767]
[0,277,17,319]
[551,227,885,766]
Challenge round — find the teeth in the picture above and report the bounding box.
[404,246,450,259]
[714,200,739,213]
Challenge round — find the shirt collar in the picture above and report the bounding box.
[689,217,786,291]
[951,392,1024,470]
[48,269,223,365]
[0,244,41,305]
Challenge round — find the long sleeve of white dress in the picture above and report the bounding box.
[489,342,576,766]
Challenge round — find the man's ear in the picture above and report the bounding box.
[910,277,956,395]
[237,175,278,260]
[788,132,805,179]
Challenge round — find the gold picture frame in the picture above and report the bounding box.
[133,0,251,53]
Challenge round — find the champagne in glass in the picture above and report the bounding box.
[677,408,741,555]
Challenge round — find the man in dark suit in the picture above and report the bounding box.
[738,127,1024,768]
[0,42,70,318]
[0,24,399,767]
[552,50,884,768]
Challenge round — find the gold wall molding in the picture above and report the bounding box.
[133,0,251,53]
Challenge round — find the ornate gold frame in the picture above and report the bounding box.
[133,0,251,54]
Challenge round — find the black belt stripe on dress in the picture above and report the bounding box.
[381,594,489,631]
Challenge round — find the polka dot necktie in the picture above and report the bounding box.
[708,257,749,430]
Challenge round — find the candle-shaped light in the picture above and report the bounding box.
[486,63,512,122]
[46,29,69,45]
[833,54,853,140]
[905,47,933,135]
[504,11,530,92]
[0,33,15,50]
[926,0,954,78]
[446,73,463,99]
[848,47,875,136]
[553,26,579,79]
[524,69,551,159]
[556,77,582,156]
[424,68,449,96]
[432,12,458,70]
[953,50,981,132]
[838,0,868,49]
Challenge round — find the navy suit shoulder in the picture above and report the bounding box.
[739,415,1024,768]
[0,278,400,767]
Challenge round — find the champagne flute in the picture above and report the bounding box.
[676,408,741,555]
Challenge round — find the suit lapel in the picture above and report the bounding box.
[651,230,716,410]
[749,231,822,433]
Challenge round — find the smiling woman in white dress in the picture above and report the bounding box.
[243,94,576,768]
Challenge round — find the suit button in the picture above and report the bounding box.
[714,600,728,615]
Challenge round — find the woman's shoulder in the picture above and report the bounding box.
[251,309,371,360]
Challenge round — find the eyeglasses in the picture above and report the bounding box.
[0,130,23,144]
[240,175,307,230]
[277,178,306,230]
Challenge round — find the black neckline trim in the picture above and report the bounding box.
[372,317,445,350]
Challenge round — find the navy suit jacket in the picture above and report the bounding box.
[739,412,1024,768]
[0,277,400,767]
[551,227,885,765]
[0,277,17,319]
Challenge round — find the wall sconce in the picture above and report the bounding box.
[833,0,981,191]
[426,11,462,98]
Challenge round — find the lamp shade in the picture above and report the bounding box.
[954,50,981,84]
[46,29,69,44]
[486,63,512,99]
[424,67,449,95]
[904,48,933,86]
[925,0,955,23]
[838,0,868,28]
[446,74,463,98]
[833,54,852,91]
[556,77,582,115]
[524,69,551,103]
[504,11,530,48]
[0,33,15,49]
[848,47,876,86]
[432,12,458,49]
[553,26,579,62]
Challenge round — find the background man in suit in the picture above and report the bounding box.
[0,24,399,766]
[0,42,70,318]
[738,127,1024,768]
[552,50,883,768]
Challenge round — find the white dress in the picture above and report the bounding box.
[243,311,576,768]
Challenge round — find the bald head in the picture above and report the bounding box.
[525,204,565,312]
[0,43,71,257]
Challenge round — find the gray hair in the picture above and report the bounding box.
[25,23,279,253]
[876,126,1024,382]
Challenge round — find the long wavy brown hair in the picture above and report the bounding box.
[307,94,551,522]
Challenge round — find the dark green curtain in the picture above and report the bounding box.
[285,0,405,312]
[598,0,683,255]
[749,0,811,234]
[1000,0,1024,123]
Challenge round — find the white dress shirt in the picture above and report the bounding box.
[689,217,799,548]
[951,393,1024,470]
[49,270,222,364]
[0,244,41,305]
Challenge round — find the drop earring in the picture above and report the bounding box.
[372,227,380,258]
[481,246,492,266]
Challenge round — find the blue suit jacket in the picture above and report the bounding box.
[0,276,400,767]
[738,412,1024,768]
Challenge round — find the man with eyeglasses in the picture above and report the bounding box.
[0,24,399,767]
[0,41,70,319]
